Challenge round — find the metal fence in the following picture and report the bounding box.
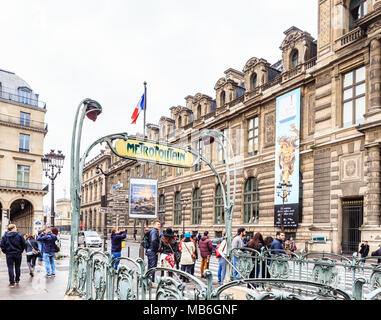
[0,89,46,109]
[66,247,381,300]
[0,179,48,191]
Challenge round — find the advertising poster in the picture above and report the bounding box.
[129,178,158,219]
[274,88,300,229]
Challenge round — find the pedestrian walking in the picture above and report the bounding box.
[216,236,227,285]
[25,234,40,277]
[145,219,161,284]
[190,233,199,275]
[263,236,274,279]
[247,232,264,280]
[158,228,179,277]
[198,231,213,278]
[232,227,246,280]
[110,228,127,270]
[371,244,381,264]
[179,233,195,283]
[0,224,25,287]
[270,231,286,255]
[37,228,57,278]
[359,241,370,263]
[36,226,46,263]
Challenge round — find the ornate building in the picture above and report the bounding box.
[0,68,48,235]
[82,0,381,254]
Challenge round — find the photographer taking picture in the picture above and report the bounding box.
[111,228,127,270]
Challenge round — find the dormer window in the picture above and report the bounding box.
[252,73,258,89]
[349,0,367,31]
[291,50,299,68]
[18,87,31,105]
[178,115,182,128]
[197,104,202,118]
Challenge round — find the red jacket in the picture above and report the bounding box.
[199,236,212,258]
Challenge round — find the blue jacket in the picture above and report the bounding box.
[270,238,285,255]
[0,231,25,255]
[146,228,160,255]
[111,230,127,253]
[37,232,57,254]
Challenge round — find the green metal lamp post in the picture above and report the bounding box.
[200,129,236,284]
[96,165,110,252]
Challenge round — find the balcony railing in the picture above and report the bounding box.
[335,27,366,50]
[0,113,47,131]
[0,179,48,191]
[0,88,46,109]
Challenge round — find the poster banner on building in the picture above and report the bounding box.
[129,178,158,219]
[274,87,300,229]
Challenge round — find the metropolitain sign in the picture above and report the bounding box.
[114,138,194,168]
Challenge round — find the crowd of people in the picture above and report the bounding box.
[0,224,60,287]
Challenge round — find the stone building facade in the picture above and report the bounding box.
[82,0,381,254]
[0,68,48,235]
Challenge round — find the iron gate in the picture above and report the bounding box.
[342,199,363,254]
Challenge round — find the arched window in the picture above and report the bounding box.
[252,73,258,89]
[243,177,259,224]
[159,194,166,213]
[197,104,202,118]
[291,50,299,68]
[214,184,225,224]
[174,192,181,225]
[349,0,367,30]
[220,91,226,106]
[192,188,202,225]
[178,116,182,128]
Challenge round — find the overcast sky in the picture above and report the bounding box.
[0,0,317,207]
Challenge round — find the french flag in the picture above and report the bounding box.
[131,93,145,124]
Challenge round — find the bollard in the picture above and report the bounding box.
[128,246,130,258]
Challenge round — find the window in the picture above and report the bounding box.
[126,169,130,189]
[197,104,202,118]
[342,66,366,127]
[194,139,202,172]
[19,134,30,153]
[247,117,259,156]
[174,192,182,225]
[215,184,225,224]
[218,129,228,164]
[20,112,30,127]
[178,116,182,128]
[176,167,182,177]
[136,165,141,177]
[161,165,166,181]
[243,177,259,224]
[192,188,202,225]
[220,91,226,106]
[252,73,258,89]
[17,165,30,188]
[18,88,31,105]
[291,50,299,68]
[159,194,166,213]
[349,0,367,30]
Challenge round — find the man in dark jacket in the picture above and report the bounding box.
[0,224,25,287]
[111,228,127,270]
[145,219,161,283]
[359,241,370,263]
[198,231,213,278]
[270,231,286,255]
[37,228,57,278]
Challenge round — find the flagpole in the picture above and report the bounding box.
[139,81,148,260]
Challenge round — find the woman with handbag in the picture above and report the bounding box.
[25,234,40,277]
[179,233,195,283]
[158,228,179,278]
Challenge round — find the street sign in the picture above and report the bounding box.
[35,221,42,225]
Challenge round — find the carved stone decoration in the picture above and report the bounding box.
[243,57,260,73]
[368,20,381,34]
[264,112,276,147]
[215,77,227,90]
[340,154,363,183]
[319,0,331,48]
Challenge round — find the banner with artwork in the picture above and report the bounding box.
[129,178,158,219]
[274,88,300,229]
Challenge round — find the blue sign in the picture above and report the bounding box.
[35,221,41,225]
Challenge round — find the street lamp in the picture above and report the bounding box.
[276,180,292,232]
[96,164,110,251]
[41,149,65,227]
[181,196,190,237]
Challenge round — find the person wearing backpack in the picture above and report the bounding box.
[216,236,227,285]
[37,228,57,278]
[25,234,40,277]
[0,224,26,287]
[145,219,161,284]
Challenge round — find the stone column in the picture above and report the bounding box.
[369,39,381,113]
[364,144,381,226]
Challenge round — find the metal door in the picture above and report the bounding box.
[342,199,363,254]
